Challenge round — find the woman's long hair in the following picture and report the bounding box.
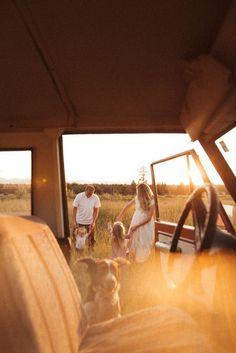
[137,183,153,211]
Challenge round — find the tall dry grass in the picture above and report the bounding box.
[1,192,235,315]
[67,193,236,315]
[68,192,163,313]
[68,195,135,302]
[0,197,31,214]
[67,194,190,314]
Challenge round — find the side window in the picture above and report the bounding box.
[215,127,236,177]
[151,149,235,231]
[192,138,236,229]
[0,150,32,215]
[215,127,236,228]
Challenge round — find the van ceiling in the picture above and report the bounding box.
[0,0,234,134]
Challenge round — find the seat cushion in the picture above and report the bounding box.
[0,215,86,353]
[80,306,213,353]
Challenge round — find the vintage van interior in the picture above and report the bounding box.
[0,1,236,353]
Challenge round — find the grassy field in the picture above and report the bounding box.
[67,194,190,268]
[66,194,190,314]
[1,192,235,315]
[0,195,31,214]
[67,193,236,315]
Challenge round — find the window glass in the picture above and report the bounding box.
[152,154,202,225]
[215,127,236,176]
[0,150,32,215]
[192,135,235,229]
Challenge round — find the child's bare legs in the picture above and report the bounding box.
[127,238,135,262]
[77,249,85,257]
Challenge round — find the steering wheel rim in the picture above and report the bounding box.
[170,184,219,253]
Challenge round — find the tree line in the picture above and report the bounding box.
[66,182,137,197]
[0,182,229,198]
[66,182,229,197]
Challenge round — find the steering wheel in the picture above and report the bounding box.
[170,184,219,253]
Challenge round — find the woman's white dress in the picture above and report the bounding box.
[129,197,155,263]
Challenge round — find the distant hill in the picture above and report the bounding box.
[0,178,30,184]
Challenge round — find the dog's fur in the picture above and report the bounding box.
[79,257,129,325]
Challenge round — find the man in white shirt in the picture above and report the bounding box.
[72,185,101,251]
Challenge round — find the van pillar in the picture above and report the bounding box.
[43,128,66,238]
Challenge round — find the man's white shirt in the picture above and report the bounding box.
[73,192,101,224]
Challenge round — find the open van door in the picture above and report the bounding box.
[150,149,235,253]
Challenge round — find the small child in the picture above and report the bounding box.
[107,221,132,259]
[74,226,89,253]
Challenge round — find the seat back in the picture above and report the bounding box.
[0,215,86,353]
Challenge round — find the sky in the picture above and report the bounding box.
[62,133,193,184]
[0,150,32,181]
[0,130,235,185]
[62,132,235,185]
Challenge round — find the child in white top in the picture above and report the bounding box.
[107,221,132,259]
[74,226,89,252]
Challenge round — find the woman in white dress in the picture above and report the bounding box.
[116,183,155,263]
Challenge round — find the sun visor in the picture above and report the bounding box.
[180,55,233,141]
[203,87,236,141]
